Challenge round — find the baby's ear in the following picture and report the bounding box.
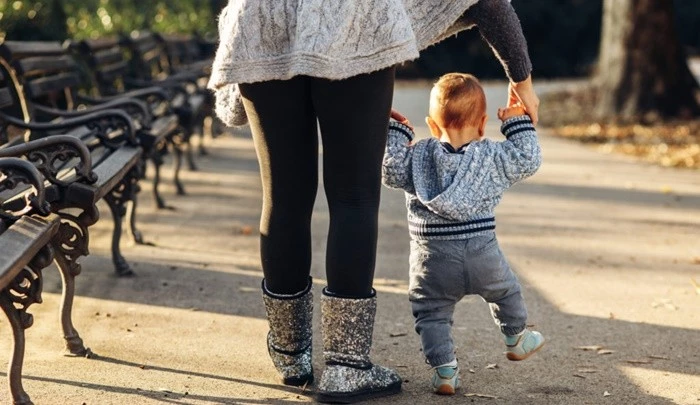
[426,116,441,137]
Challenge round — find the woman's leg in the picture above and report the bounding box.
[239,78,318,294]
[311,67,396,297]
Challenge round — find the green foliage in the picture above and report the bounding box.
[0,0,216,41]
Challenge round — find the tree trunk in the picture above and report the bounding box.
[596,0,699,121]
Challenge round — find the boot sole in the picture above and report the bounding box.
[316,380,402,404]
[282,373,314,386]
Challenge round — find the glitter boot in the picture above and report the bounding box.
[261,278,314,386]
[316,289,402,403]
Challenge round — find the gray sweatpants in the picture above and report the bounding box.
[408,232,527,367]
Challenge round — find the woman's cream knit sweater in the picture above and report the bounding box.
[208,0,481,89]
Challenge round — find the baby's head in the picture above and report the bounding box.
[426,73,487,141]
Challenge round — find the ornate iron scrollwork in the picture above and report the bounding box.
[0,157,51,221]
[2,244,53,330]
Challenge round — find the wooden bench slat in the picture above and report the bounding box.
[0,87,13,109]
[92,146,141,197]
[25,72,82,98]
[14,55,78,77]
[92,48,124,67]
[0,41,66,60]
[0,214,59,286]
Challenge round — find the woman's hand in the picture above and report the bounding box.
[508,75,539,125]
[390,109,413,131]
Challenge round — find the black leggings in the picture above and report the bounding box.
[238,67,395,297]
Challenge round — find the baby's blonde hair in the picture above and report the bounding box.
[429,73,486,129]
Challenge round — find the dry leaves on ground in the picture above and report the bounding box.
[465,393,499,399]
[551,121,700,169]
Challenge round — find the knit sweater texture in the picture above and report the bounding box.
[382,116,541,240]
[209,0,481,89]
[211,0,532,127]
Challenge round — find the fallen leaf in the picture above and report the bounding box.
[575,345,603,351]
[693,258,700,265]
[603,391,612,397]
[468,368,476,373]
[625,359,651,364]
[691,278,700,294]
[609,312,615,319]
[597,349,615,355]
[577,368,598,373]
[485,363,498,369]
[240,225,254,235]
[660,186,673,194]
[389,332,407,338]
[465,393,499,399]
[648,355,670,360]
[651,298,679,310]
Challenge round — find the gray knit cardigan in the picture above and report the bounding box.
[382,116,541,240]
[210,0,533,127]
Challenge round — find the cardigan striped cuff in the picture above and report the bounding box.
[389,121,414,142]
[408,217,496,240]
[500,115,535,139]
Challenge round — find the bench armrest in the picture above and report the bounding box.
[33,99,153,130]
[0,109,139,147]
[0,157,52,220]
[0,135,97,188]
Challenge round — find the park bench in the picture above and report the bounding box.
[156,33,213,80]
[0,40,184,211]
[0,53,144,278]
[155,32,218,154]
[0,156,60,405]
[76,33,207,171]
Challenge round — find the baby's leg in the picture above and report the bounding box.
[409,240,465,367]
[466,234,527,336]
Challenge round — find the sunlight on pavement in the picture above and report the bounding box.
[619,366,700,405]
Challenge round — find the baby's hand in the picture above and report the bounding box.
[497,103,527,122]
[391,108,413,131]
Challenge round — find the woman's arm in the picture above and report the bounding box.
[462,0,540,124]
[462,0,531,82]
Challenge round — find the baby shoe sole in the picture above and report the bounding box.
[434,383,457,395]
[506,340,545,361]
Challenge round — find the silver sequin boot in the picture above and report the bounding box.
[261,278,314,386]
[316,289,402,403]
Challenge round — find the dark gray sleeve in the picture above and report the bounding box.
[461,0,533,82]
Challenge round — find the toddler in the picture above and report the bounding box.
[382,73,545,395]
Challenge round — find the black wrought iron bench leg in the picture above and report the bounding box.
[52,210,97,356]
[169,131,187,196]
[0,247,52,405]
[150,147,172,210]
[0,293,34,405]
[104,170,139,277]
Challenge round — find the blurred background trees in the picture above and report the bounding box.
[596,0,699,121]
[1,0,699,80]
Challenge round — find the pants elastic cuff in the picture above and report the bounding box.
[427,353,456,368]
[502,325,526,336]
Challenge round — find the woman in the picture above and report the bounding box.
[209,0,539,402]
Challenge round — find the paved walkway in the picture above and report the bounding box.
[1,82,698,404]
